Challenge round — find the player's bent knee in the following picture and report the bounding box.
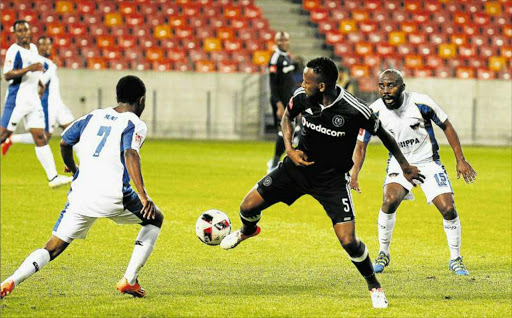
[439,205,457,220]
[382,195,401,213]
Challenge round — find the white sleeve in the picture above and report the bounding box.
[3,46,19,74]
[127,120,147,153]
[417,94,448,125]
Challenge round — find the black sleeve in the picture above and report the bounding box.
[360,113,381,136]
[287,90,306,119]
[268,56,281,105]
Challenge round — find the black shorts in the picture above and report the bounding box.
[256,157,355,225]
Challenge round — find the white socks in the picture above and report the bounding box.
[4,249,51,287]
[11,133,34,144]
[124,225,161,284]
[34,145,58,180]
[377,210,396,255]
[443,216,462,260]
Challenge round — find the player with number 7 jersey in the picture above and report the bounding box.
[62,107,146,216]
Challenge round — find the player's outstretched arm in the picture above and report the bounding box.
[442,120,477,183]
[350,141,367,193]
[376,125,425,184]
[60,139,77,174]
[124,149,155,219]
[281,108,314,167]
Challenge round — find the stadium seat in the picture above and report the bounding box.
[432,12,450,24]
[170,17,187,28]
[435,66,453,78]
[376,42,395,56]
[440,23,459,36]
[303,0,321,11]
[421,22,438,35]
[462,24,479,37]
[239,62,259,73]
[455,67,475,79]
[57,46,77,59]
[17,10,38,24]
[87,57,107,70]
[473,12,491,25]
[253,50,271,65]
[413,67,433,78]
[503,25,512,38]
[117,35,137,49]
[230,17,250,29]
[167,49,187,62]
[98,2,117,14]
[102,47,122,60]
[352,9,369,22]
[110,26,130,37]
[479,45,496,58]
[444,2,462,13]
[485,2,503,15]
[458,44,476,58]
[350,64,369,78]
[125,14,145,27]
[56,0,73,14]
[359,21,377,33]
[152,60,172,71]
[172,59,193,72]
[451,34,467,46]
[404,0,421,11]
[217,27,235,40]
[467,58,486,69]
[130,60,151,71]
[310,8,329,24]
[453,12,470,25]
[145,47,164,61]
[204,38,222,51]
[325,31,344,46]
[1,9,16,26]
[438,43,457,59]
[401,21,418,34]
[223,39,242,51]
[189,16,208,28]
[96,35,115,48]
[195,27,216,40]
[244,5,262,18]
[355,42,373,55]
[476,67,496,80]
[188,49,208,62]
[389,31,406,46]
[237,29,258,41]
[181,38,201,50]
[224,5,242,18]
[195,60,215,72]
[139,2,159,15]
[381,54,403,69]
[363,54,381,68]
[397,44,415,55]
[109,59,131,71]
[330,9,350,21]
[154,25,172,39]
[209,50,229,62]
[67,22,87,37]
[339,54,361,67]
[251,18,269,30]
[489,56,507,71]
[202,6,222,18]
[230,50,250,63]
[346,32,364,43]
[491,35,508,48]
[368,32,386,44]
[334,43,354,55]
[77,1,95,14]
[119,2,137,15]
[500,46,512,59]
[343,0,359,10]
[408,32,427,45]
[53,34,73,48]
[412,11,430,23]
[445,57,466,69]
[323,0,340,9]
[64,57,84,69]
[425,55,444,68]
[371,9,389,22]
[391,10,408,23]
[405,54,423,68]
[340,20,357,33]
[161,4,179,16]
[217,61,238,73]
[175,26,194,39]
[104,13,123,27]
[429,34,448,45]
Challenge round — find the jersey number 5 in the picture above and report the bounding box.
[93,126,112,157]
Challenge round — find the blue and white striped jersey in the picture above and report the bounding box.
[358,91,448,164]
[61,107,147,216]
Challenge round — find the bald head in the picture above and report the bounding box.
[275,31,290,52]
[378,69,406,110]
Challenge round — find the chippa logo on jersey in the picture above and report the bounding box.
[302,117,346,137]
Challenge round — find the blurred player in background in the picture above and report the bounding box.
[267,31,296,173]
[1,75,164,299]
[337,65,354,95]
[9,36,77,156]
[1,20,71,188]
[221,57,426,309]
[351,69,476,276]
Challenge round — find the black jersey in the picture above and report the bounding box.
[268,48,296,106]
[287,86,380,173]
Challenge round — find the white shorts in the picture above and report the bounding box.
[4,95,46,131]
[52,206,143,243]
[48,103,74,133]
[385,159,454,204]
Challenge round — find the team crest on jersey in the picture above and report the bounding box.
[135,133,143,146]
[332,115,345,127]
[262,176,272,186]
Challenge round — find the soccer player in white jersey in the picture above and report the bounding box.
[0,75,164,299]
[1,20,71,188]
[351,69,477,276]
[8,36,76,151]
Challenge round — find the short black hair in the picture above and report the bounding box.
[116,75,146,104]
[13,20,29,31]
[37,36,53,44]
[306,57,338,89]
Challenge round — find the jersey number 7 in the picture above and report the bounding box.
[93,126,112,157]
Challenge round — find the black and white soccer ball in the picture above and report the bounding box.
[196,210,231,246]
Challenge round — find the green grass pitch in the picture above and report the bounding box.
[1,139,511,317]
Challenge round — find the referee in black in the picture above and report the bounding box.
[267,31,296,172]
[222,57,425,308]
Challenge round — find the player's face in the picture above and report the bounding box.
[37,38,52,58]
[378,74,405,110]
[276,36,290,52]
[14,22,31,47]
[302,67,323,100]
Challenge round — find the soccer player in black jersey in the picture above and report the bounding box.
[221,57,425,308]
[267,31,296,172]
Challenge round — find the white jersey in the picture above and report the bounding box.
[2,43,42,105]
[358,91,448,164]
[61,107,147,217]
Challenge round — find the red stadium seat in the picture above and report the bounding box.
[181,38,201,50]
[77,1,95,14]
[330,9,350,21]
[376,43,395,56]
[164,49,185,62]
[352,9,369,22]
[130,60,151,71]
[139,3,160,15]
[64,57,84,69]
[175,26,194,39]
[469,35,489,47]
[258,29,274,41]
[500,46,512,59]
[350,64,370,78]
[102,47,122,60]
[334,43,354,55]
[417,43,436,56]
[122,48,139,60]
[119,2,137,15]
[67,22,87,37]
[479,45,495,58]
[357,77,378,93]
[152,60,172,71]
[412,11,430,23]
[462,24,479,37]
[57,46,77,59]
[359,21,377,33]
[172,59,193,72]
[110,26,130,37]
[170,17,187,28]
[365,0,381,10]
[491,35,508,48]
[368,32,386,44]
[81,13,102,25]
[432,12,450,24]
[53,34,73,48]
[109,59,131,71]
[145,47,164,61]
[217,27,235,40]
[216,61,238,73]
[435,66,453,78]
[404,0,420,11]
[379,21,399,33]
[189,49,208,62]
[408,32,426,45]
[202,6,222,18]
[391,10,408,22]
[310,8,329,24]
[355,42,373,55]
[224,5,242,19]
[371,9,389,22]
[325,31,344,46]
[397,44,415,55]
[451,34,467,46]
[239,62,259,73]
[429,34,448,45]
[324,0,340,9]
[96,35,115,48]
[467,58,486,69]
[209,51,229,62]
[425,55,444,68]
[56,0,73,14]
[46,22,66,36]
[117,35,137,49]
[125,14,145,27]
[230,50,250,63]
[401,21,418,34]
[440,23,459,36]
[195,27,216,40]
[473,12,491,25]
[237,29,258,41]
[405,54,423,68]
[18,10,38,24]
[476,68,495,80]
[381,54,403,69]
[453,12,470,25]
[413,67,433,78]
[250,18,269,30]
[421,22,438,35]
[317,21,338,34]
[444,2,462,13]
[343,0,359,10]
[230,17,249,29]
[223,39,242,51]
[1,9,16,26]
[303,0,321,11]
[363,54,381,68]
[98,2,117,14]
[339,54,361,67]
[244,5,262,18]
